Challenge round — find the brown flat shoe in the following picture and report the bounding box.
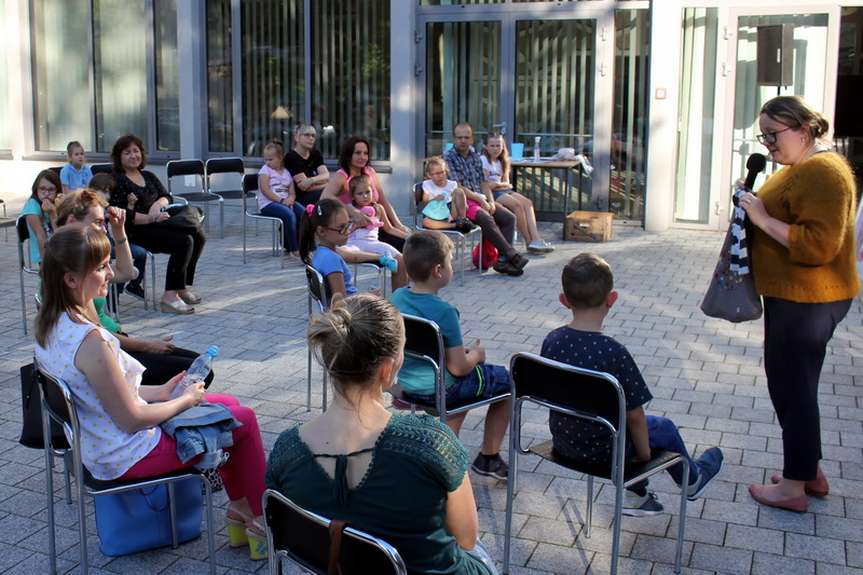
[770,472,829,497]
[749,484,808,513]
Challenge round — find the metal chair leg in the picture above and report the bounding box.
[19,268,27,335]
[203,478,216,575]
[219,201,225,239]
[168,481,178,548]
[41,404,57,575]
[609,475,624,575]
[674,461,689,574]
[306,345,313,412]
[503,403,518,575]
[151,255,157,311]
[63,452,72,504]
[585,475,594,538]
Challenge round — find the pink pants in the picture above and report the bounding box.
[120,394,266,515]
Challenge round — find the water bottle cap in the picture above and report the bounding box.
[206,345,220,357]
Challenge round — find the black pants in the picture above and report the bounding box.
[379,229,405,252]
[470,205,517,258]
[763,296,851,481]
[129,347,215,388]
[128,224,206,292]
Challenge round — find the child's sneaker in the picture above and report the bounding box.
[622,490,664,516]
[454,218,475,233]
[686,447,724,501]
[471,453,509,480]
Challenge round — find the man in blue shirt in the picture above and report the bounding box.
[443,123,526,276]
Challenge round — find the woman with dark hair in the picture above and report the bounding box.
[321,136,410,251]
[108,134,207,315]
[741,96,860,512]
[20,169,63,266]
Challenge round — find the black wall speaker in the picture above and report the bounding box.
[757,24,794,87]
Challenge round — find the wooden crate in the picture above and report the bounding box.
[564,210,613,242]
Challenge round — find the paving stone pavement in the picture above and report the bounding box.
[0,210,861,575]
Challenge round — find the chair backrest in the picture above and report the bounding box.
[15,216,36,271]
[263,490,407,575]
[242,173,259,195]
[34,364,79,455]
[16,215,29,245]
[401,314,445,375]
[166,159,205,179]
[90,163,113,176]
[205,157,244,176]
[510,352,625,433]
[305,265,328,312]
[48,166,62,176]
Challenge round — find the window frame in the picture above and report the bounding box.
[26,0,180,161]
[205,0,393,165]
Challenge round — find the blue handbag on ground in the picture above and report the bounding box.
[93,476,203,556]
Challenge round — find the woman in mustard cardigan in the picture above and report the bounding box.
[741,96,859,513]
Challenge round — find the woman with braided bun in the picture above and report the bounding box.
[266,294,494,574]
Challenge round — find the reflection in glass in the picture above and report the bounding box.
[514,19,594,215]
[312,0,391,160]
[425,21,500,156]
[241,0,304,157]
[732,14,829,185]
[32,0,93,151]
[612,9,650,221]
[93,0,148,152]
[155,0,179,152]
[675,8,718,224]
[207,0,233,153]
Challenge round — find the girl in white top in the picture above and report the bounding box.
[33,225,269,560]
[480,133,553,254]
[258,140,306,258]
[420,156,473,232]
[346,175,409,290]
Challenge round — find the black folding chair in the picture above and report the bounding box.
[305,265,329,412]
[388,313,511,424]
[242,173,284,262]
[16,216,40,334]
[502,352,689,575]
[206,157,247,238]
[36,364,217,575]
[411,182,481,284]
[90,163,113,176]
[263,489,406,575]
[167,159,223,236]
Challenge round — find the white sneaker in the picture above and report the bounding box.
[527,240,545,253]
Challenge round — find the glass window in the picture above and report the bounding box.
[32,0,93,151]
[207,0,233,152]
[312,0,391,160]
[675,8,718,224]
[836,8,863,194]
[420,1,501,5]
[611,9,649,222]
[154,0,179,152]
[425,21,500,156]
[92,0,148,152]
[240,0,304,157]
[0,0,9,150]
[514,19,595,215]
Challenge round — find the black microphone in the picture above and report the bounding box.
[744,153,767,190]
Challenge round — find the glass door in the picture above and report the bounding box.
[423,21,502,156]
[719,7,839,216]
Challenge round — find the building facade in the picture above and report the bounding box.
[1,0,860,231]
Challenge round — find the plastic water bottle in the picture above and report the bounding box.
[534,136,541,162]
[170,345,219,400]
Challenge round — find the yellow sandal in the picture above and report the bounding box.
[226,512,268,560]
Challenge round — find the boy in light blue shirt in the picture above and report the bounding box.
[390,230,512,480]
[59,141,93,194]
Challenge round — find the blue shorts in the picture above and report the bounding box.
[492,189,513,200]
[403,363,511,408]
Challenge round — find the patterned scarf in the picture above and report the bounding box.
[729,185,750,275]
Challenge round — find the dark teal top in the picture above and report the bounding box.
[265,414,491,575]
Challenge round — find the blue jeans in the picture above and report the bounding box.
[260,201,305,252]
[629,415,699,491]
[403,363,510,408]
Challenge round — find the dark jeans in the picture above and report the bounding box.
[128,242,148,286]
[129,346,215,388]
[260,201,305,252]
[128,224,206,292]
[470,207,516,259]
[764,297,852,481]
[379,229,405,252]
[628,415,700,493]
[297,188,323,206]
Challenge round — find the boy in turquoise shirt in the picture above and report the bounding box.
[391,230,511,479]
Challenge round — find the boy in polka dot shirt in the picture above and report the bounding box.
[541,253,724,515]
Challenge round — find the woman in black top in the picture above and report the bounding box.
[109,134,206,314]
